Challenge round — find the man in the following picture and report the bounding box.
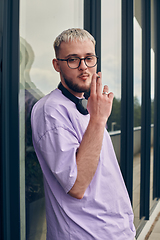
[31,28,136,240]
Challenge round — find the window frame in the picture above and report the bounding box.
[153,0,160,199]
[140,0,151,221]
[121,0,134,202]
[0,0,20,239]
[84,0,101,72]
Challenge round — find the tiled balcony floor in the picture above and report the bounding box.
[145,212,160,240]
[133,147,155,229]
[133,147,160,239]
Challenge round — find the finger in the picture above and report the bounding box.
[108,92,114,101]
[90,73,97,96]
[97,72,101,79]
[103,85,109,94]
[96,72,102,95]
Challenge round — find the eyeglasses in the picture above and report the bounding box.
[57,55,98,69]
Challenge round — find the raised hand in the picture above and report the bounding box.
[87,72,114,126]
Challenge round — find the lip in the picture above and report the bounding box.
[78,73,90,80]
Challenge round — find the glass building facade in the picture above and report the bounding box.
[1,0,160,239]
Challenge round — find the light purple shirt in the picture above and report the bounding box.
[31,88,136,240]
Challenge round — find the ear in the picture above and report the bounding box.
[52,58,60,72]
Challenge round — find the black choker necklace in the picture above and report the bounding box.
[58,83,89,115]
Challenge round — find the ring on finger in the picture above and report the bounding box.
[102,91,108,95]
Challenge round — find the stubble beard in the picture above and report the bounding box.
[63,75,91,93]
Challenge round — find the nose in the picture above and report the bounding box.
[78,59,87,70]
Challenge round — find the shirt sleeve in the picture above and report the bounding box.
[37,124,79,193]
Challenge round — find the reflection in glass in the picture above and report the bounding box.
[20,37,45,240]
[20,0,84,96]
[19,0,84,239]
[149,0,155,210]
[133,16,142,228]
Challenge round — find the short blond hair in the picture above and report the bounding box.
[53,28,96,57]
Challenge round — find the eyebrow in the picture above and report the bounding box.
[65,53,95,58]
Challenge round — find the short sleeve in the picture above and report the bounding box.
[37,125,79,193]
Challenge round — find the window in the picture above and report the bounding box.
[19,1,84,238]
[101,0,121,132]
[101,0,121,162]
[133,13,142,228]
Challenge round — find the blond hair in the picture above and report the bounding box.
[53,28,96,57]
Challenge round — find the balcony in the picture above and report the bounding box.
[110,125,154,229]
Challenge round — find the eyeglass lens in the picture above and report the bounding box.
[68,56,97,69]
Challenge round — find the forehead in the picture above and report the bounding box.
[58,39,95,57]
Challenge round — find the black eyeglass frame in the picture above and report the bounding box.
[57,55,98,69]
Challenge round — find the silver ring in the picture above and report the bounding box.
[102,92,108,95]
